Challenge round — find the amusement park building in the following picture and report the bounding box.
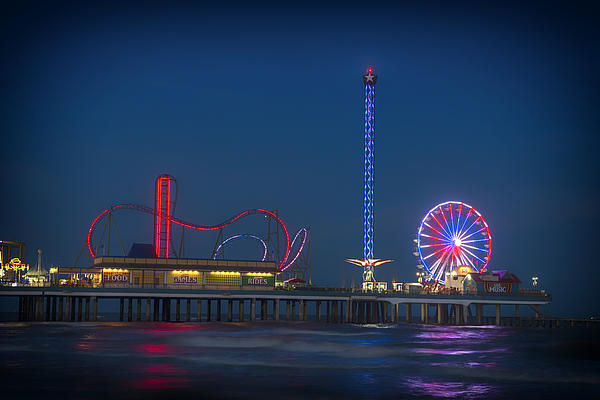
[464,270,521,295]
[58,256,277,290]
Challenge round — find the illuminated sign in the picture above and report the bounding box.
[485,282,512,294]
[173,275,199,284]
[103,271,129,283]
[457,266,474,275]
[242,274,274,286]
[169,270,201,284]
[1,258,29,271]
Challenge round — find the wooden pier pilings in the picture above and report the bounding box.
[4,288,590,328]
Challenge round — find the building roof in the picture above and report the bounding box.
[468,270,521,284]
[92,256,278,273]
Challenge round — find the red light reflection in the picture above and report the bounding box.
[141,344,171,354]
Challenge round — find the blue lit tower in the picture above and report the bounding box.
[346,67,392,288]
[363,67,376,262]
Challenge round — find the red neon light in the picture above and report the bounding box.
[154,177,161,257]
[169,209,290,270]
[431,214,446,234]
[87,204,128,258]
[165,177,171,258]
[87,176,292,270]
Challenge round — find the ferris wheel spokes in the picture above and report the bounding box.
[416,201,492,285]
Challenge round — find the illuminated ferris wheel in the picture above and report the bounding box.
[416,201,492,284]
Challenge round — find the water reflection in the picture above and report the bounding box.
[140,343,172,354]
[0,321,597,399]
[415,347,509,355]
[405,377,495,399]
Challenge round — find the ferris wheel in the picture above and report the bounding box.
[416,201,492,284]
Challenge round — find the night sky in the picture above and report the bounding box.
[1,1,598,317]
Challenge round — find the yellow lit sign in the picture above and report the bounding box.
[458,266,474,275]
[102,268,129,273]
[209,271,240,276]
[1,258,30,271]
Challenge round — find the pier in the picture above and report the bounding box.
[2,286,587,328]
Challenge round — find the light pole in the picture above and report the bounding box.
[532,276,539,288]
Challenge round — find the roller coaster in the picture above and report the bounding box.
[85,175,309,273]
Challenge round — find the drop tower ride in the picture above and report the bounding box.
[346,67,392,289]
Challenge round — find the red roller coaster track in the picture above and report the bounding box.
[86,204,291,271]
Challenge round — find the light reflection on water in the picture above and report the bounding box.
[0,321,598,399]
[405,377,494,399]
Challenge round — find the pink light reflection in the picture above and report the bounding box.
[405,377,494,398]
[131,377,190,390]
[140,344,172,354]
[414,347,509,355]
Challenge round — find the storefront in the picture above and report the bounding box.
[463,270,521,295]
[66,256,279,290]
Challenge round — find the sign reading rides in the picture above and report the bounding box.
[242,274,274,287]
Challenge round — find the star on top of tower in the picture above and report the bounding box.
[363,67,377,85]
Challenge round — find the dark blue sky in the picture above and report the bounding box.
[1,1,598,316]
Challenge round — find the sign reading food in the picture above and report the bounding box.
[103,271,129,283]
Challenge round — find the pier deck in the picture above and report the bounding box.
[1,286,584,328]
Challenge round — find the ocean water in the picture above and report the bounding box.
[0,321,598,399]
